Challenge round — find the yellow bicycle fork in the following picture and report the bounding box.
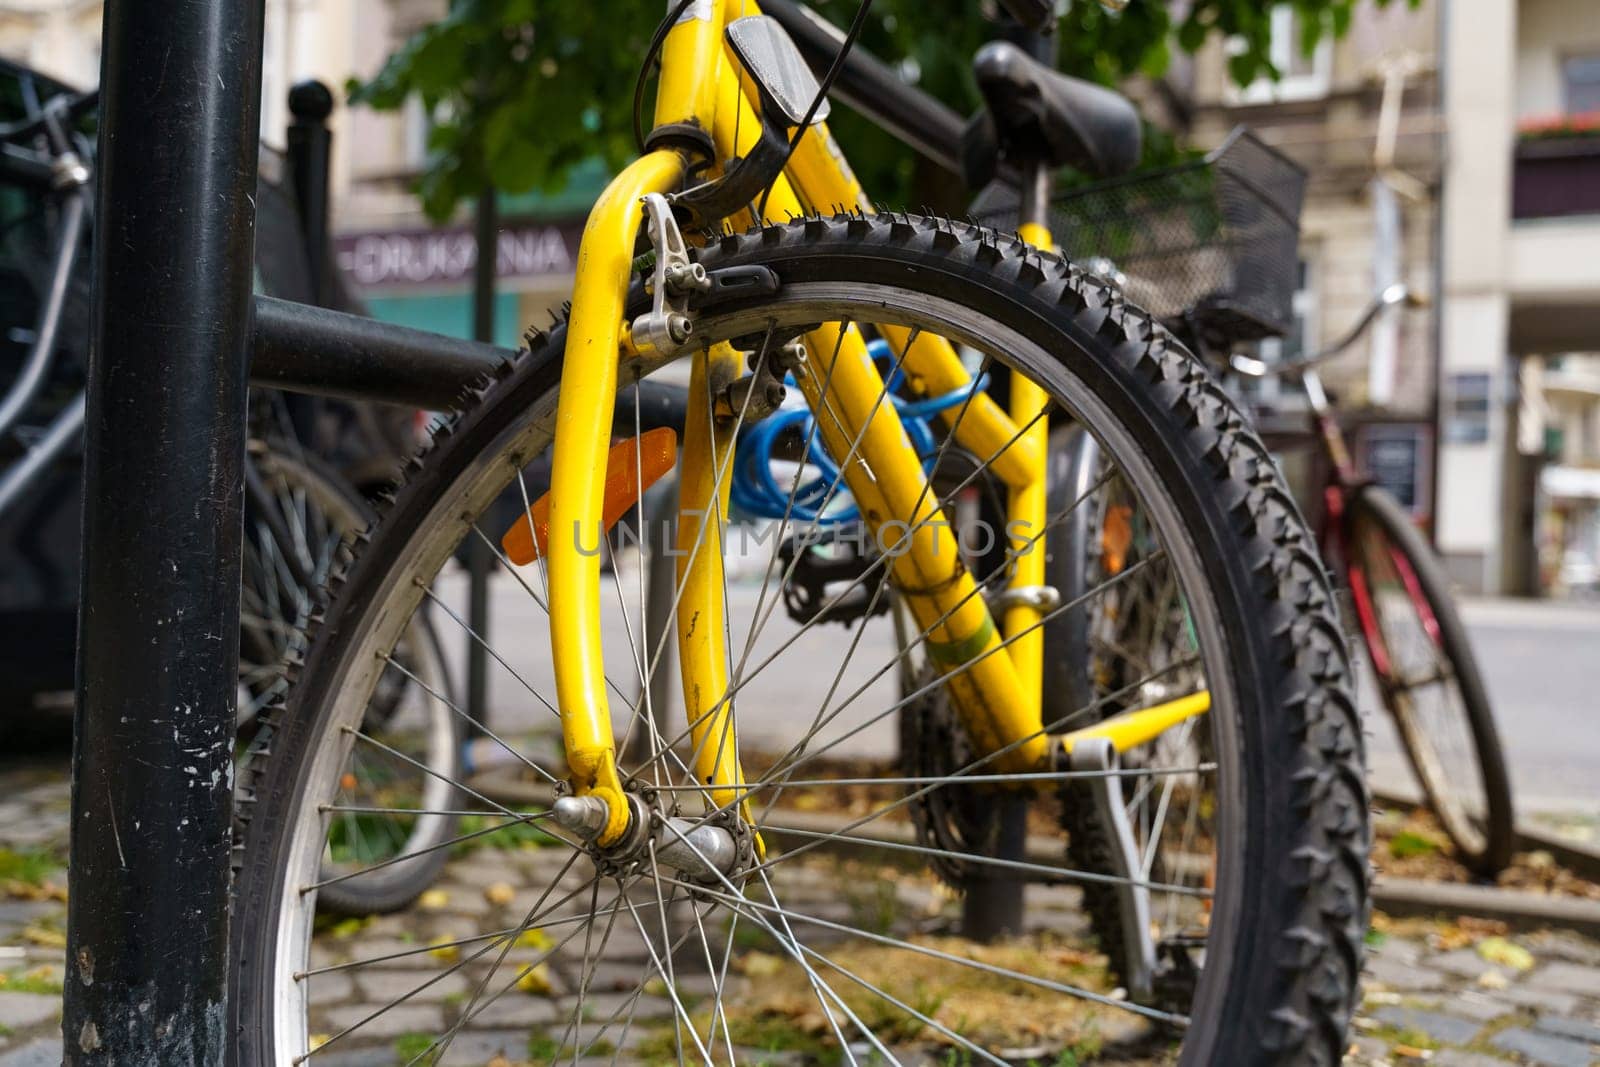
[544,0,1207,844]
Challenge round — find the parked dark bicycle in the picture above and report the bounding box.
[0,69,462,913]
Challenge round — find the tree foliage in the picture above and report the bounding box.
[353,0,1397,221]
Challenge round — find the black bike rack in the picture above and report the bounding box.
[66,4,506,1061]
[67,3,262,1060]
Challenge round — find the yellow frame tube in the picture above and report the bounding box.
[782,123,1042,489]
[674,341,749,811]
[1000,220,1060,717]
[548,148,685,844]
[653,0,727,137]
[1057,691,1212,757]
[707,68,1045,768]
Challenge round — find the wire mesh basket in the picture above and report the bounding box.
[974,127,1306,344]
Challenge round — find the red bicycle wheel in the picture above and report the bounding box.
[1343,484,1514,876]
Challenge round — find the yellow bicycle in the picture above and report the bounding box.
[232,3,1368,1063]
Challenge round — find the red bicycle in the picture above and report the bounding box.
[1228,285,1514,875]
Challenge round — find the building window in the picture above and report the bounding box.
[1564,53,1600,114]
[404,97,434,171]
[1227,6,1333,105]
[1444,372,1493,445]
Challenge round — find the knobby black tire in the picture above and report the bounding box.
[1345,483,1514,877]
[231,213,1368,1065]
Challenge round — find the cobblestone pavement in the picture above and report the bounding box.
[4,758,1600,1065]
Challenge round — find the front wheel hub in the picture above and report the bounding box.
[552,790,747,885]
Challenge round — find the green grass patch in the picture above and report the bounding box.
[452,811,559,855]
[0,848,59,886]
[0,969,64,995]
[525,1031,613,1060]
[393,1031,435,1062]
[1388,830,1441,859]
[312,913,374,939]
[724,916,780,953]
[527,1032,562,1060]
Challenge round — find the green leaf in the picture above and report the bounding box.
[1139,37,1172,80]
[1228,51,1263,88]
[1176,16,1208,53]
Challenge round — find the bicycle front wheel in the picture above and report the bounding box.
[1343,483,1514,876]
[232,215,1366,1066]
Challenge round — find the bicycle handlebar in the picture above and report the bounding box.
[1228,282,1423,379]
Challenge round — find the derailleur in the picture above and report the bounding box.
[778,525,892,628]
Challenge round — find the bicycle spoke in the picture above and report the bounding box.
[420,850,596,1064]
[377,651,561,786]
[762,822,1211,897]
[668,873,1191,1027]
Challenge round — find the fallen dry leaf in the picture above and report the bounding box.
[737,950,782,978]
[484,882,515,907]
[1476,936,1534,972]
[1428,925,1473,952]
[515,927,551,950]
[4,879,66,903]
[1457,916,1508,937]
[517,962,553,995]
[21,925,66,948]
[417,889,450,911]
[427,935,461,963]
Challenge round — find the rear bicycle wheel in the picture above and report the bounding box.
[1343,483,1514,876]
[1044,424,1211,1009]
[240,438,464,915]
[231,215,1365,1065]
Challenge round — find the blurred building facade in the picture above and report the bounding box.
[1133,0,1600,596]
[2,0,1598,594]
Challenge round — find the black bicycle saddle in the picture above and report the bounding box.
[962,40,1141,187]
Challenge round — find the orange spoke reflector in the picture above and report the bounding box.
[501,427,677,566]
[1101,504,1133,575]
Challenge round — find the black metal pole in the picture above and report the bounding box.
[466,186,498,731]
[286,79,335,307]
[283,80,336,449]
[67,0,263,1061]
[960,794,1029,941]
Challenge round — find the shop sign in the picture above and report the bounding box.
[335,220,581,289]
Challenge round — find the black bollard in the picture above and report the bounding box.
[65,0,265,1061]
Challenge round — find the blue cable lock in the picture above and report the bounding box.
[729,337,989,524]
